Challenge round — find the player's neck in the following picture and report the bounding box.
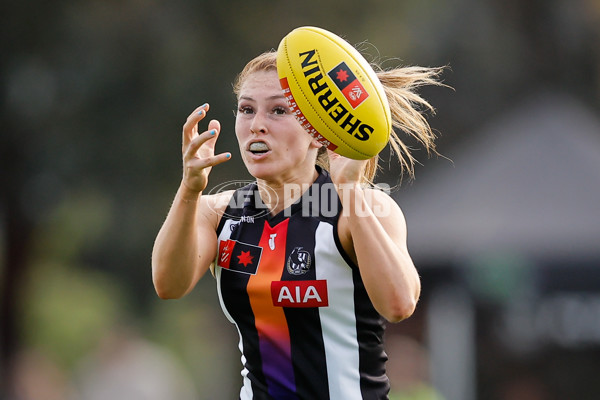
[256,167,319,216]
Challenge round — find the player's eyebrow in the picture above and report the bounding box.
[238,94,287,102]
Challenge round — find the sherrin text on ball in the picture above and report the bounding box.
[277,26,392,160]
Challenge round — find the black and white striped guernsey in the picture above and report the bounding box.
[215,167,389,399]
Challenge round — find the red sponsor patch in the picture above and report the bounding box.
[327,62,370,109]
[218,239,234,269]
[341,81,369,108]
[271,280,328,308]
[218,239,262,275]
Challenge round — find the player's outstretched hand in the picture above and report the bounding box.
[181,104,231,193]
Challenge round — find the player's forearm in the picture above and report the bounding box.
[343,186,420,322]
[152,184,203,299]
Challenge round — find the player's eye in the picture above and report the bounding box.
[273,106,287,115]
[238,106,254,115]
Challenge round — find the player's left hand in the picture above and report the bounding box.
[327,149,368,186]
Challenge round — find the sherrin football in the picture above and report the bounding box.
[277,26,391,160]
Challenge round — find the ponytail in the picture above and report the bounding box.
[361,65,445,184]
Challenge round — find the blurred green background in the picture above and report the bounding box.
[2,0,600,399]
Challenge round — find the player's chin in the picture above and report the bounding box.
[243,160,277,180]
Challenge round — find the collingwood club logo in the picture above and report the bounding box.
[287,247,311,275]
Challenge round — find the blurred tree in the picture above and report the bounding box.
[0,0,68,391]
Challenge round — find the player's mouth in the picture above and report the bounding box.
[247,141,271,158]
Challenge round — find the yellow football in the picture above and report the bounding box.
[277,26,391,160]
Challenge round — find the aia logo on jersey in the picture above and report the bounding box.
[271,280,328,308]
[287,247,311,275]
[218,239,262,275]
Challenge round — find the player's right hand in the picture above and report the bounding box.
[181,104,231,193]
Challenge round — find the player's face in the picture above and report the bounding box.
[235,70,320,184]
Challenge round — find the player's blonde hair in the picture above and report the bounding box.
[233,51,444,184]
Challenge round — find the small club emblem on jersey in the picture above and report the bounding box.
[218,239,262,275]
[287,247,311,275]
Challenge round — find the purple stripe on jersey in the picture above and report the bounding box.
[258,337,298,399]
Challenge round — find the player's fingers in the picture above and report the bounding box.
[205,152,232,168]
[183,121,222,161]
[182,103,210,148]
[201,120,222,152]
[188,152,232,171]
[184,129,216,161]
[207,119,221,136]
[326,148,342,160]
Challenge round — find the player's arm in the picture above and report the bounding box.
[338,187,420,323]
[152,104,231,299]
[152,189,229,299]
